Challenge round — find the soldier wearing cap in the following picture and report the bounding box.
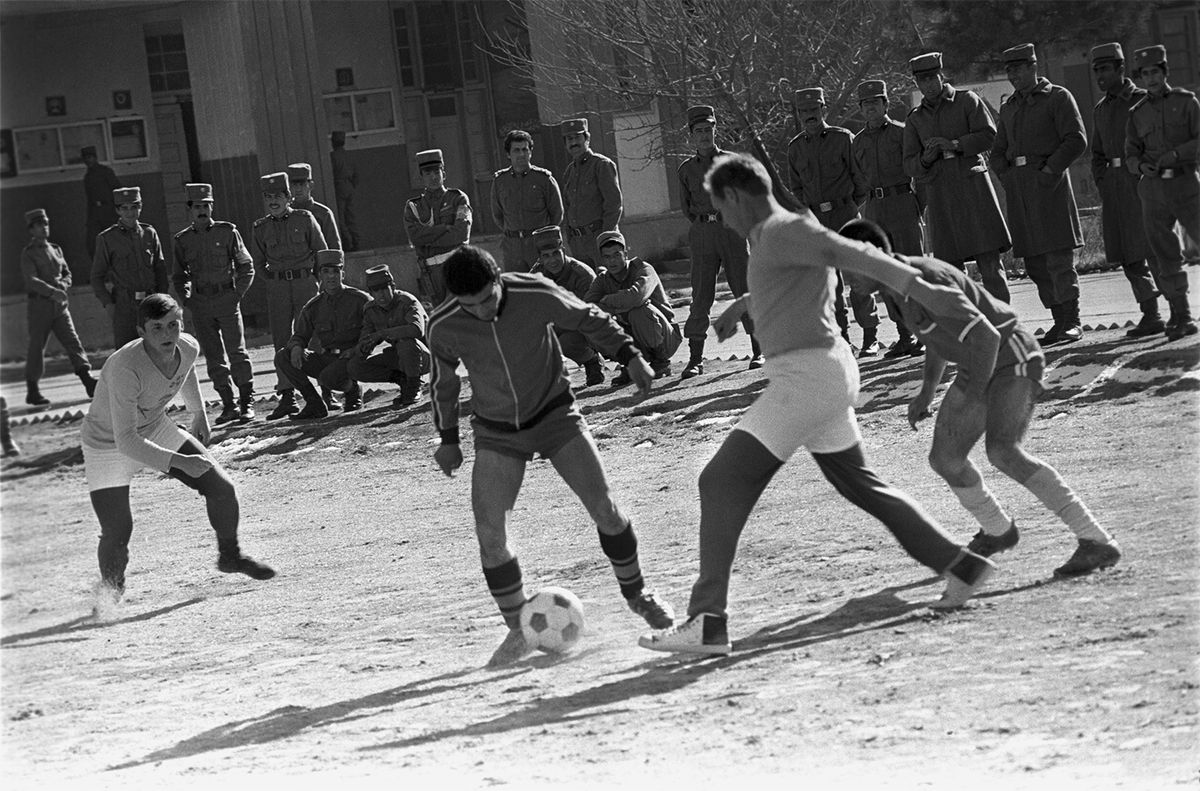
[991,43,1088,343]
[584,230,681,383]
[404,148,472,308]
[1089,43,1164,338]
[561,118,623,268]
[1125,44,1199,340]
[491,129,564,273]
[851,80,926,359]
[81,145,122,259]
[21,207,97,406]
[903,52,1012,304]
[677,105,761,378]
[172,183,257,423]
[275,249,370,420]
[287,162,342,251]
[529,225,605,387]
[347,264,430,407]
[786,86,880,356]
[90,186,169,348]
[329,131,359,251]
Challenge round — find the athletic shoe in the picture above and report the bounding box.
[858,340,881,358]
[681,359,704,379]
[651,360,671,379]
[217,554,276,580]
[343,383,363,412]
[638,612,731,656]
[747,354,765,370]
[487,628,533,667]
[214,403,241,425]
[1054,539,1121,577]
[627,590,675,629]
[966,521,1020,558]
[611,369,633,388]
[931,553,997,610]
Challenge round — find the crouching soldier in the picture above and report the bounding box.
[347,264,430,407]
[530,225,605,387]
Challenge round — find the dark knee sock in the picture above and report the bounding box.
[483,557,526,628]
[598,522,644,600]
[169,446,240,551]
[91,488,133,589]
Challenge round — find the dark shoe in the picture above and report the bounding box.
[266,392,298,421]
[612,369,632,388]
[343,382,362,412]
[1054,539,1121,577]
[627,590,675,629]
[214,403,241,425]
[217,553,276,580]
[1164,300,1198,340]
[3,440,20,457]
[681,358,704,379]
[1126,302,1165,338]
[583,357,605,387]
[884,337,912,358]
[651,361,671,379]
[78,370,98,399]
[322,387,342,411]
[25,385,49,407]
[638,612,731,656]
[858,340,882,358]
[908,339,926,356]
[1058,300,1083,344]
[966,521,1020,558]
[238,391,256,422]
[290,400,329,421]
[1041,304,1064,346]
[394,378,421,407]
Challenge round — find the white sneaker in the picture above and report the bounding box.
[638,612,731,655]
[930,560,997,610]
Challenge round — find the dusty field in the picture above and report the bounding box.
[2,328,1198,790]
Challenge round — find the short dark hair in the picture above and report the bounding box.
[839,218,893,255]
[444,245,501,295]
[504,129,534,153]
[704,153,771,200]
[137,293,181,326]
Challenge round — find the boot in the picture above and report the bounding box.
[343,381,363,411]
[214,386,240,425]
[77,369,98,399]
[237,385,256,422]
[1040,304,1064,346]
[25,380,49,407]
[291,385,329,420]
[266,389,299,420]
[217,540,276,580]
[681,338,704,379]
[1058,299,1083,344]
[1,397,19,457]
[748,335,764,370]
[1126,298,1165,338]
[393,373,421,407]
[583,356,605,387]
[858,326,881,358]
[1165,296,1199,341]
[322,386,342,411]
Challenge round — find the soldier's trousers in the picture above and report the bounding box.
[347,339,431,382]
[1024,248,1078,308]
[1138,173,1199,299]
[567,229,601,270]
[26,295,90,382]
[335,191,359,250]
[501,236,539,273]
[839,272,880,334]
[189,292,252,396]
[948,250,1010,303]
[274,349,353,400]
[1120,260,1162,304]
[684,221,752,340]
[266,274,318,391]
[556,329,599,366]
[619,304,682,364]
[109,289,144,349]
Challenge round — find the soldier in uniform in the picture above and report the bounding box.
[288,162,342,250]
[1091,43,1163,338]
[787,87,880,356]
[991,43,1088,344]
[852,81,926,359]
[347,264,430,408]
[584,230,681,384]
[403,148,472,308]
[275,249,370,420]
[490,130,563,273]
[172,183,256,424]
[1125,44,1199,340]
[21,208,97,406]
[903,52,1012,303]
[90,186,169,348]
[250,172,327,420]
[530,225,605,387]
[561,117,623,268]
[678,105,761,378]
[330,131,359,251]
[82,145,121,259]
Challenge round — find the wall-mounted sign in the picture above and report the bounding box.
[336,68,354,89]
[46,96,66,117]
[113,90,132,110]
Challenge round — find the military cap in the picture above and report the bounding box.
[286,163,313,181]
[364,264,394,288]
[909,52,943,74]
[1002,43,1037,64]
[331,130,347,145]
[185,183,214,202]
[532,225,564,251]
[25,208,49,225]
[596,229,626,250]
[562,118,589,135]
[315,249,344,268]
[686,105,716,130]
[80,145,98,158]
[416,149,443,169]
[260,172,289,194]
[857,80,888,101]
[113,187,141,205]
[1090,42,1124,65]
[793,88,825,109]
[1134,45,1167,71]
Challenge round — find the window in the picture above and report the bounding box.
[323,89,397,133]
[12,120,106,173]
[393,7,417,88]
[145,32,191,92]
[393,1,484,91]
[110,117,148,161]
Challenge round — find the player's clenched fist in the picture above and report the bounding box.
[434,443,462,476]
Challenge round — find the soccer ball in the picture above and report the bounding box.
[519,587,585,653]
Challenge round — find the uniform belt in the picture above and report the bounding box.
[811,196,854,213]
[264,267,312,281]
[504,229,538,239]
[869,184,913,199]
[1159,164,1197,179]
[192,282,235,296]
[693,212,721,223]
[940,150,959,159]
[568,221,603,236]
[1013,155,1046,168]
[1109,157,1123,167]
[471,389,573,433]
[424,250,454,266]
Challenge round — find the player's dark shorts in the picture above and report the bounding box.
[471,397,586,461]
[991,352,1046,393]
[953,328,1045,394]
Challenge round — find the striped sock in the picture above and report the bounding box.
[1022,467,1111,543]
[950,481,1013,535]
[598,522,644,600]
[482,557,526,628]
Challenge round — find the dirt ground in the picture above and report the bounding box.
[2,327,1197,790]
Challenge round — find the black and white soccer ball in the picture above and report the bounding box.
[519,587,585,653]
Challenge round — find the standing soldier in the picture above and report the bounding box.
[852,80,926,358]
[529,225,606,387]
[491,130,563,273]
[903,52,1012,303]
[172,183,256,424]
[404,148,472,308]
[90,186,169,348]
[787,87,880,356]
[561,118,623,268]
[1090,43,1163,338]
[251,172,327,420]
[288,162,342,251]
[1125,44,1199,340]
[678,105,761,378]
[991,44,1088,344]
[21,208,98,406]
[81,145,121,259]
[330,131,359,252]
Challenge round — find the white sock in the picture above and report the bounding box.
[1022,467,1111,543]
[950,481,1012,535]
